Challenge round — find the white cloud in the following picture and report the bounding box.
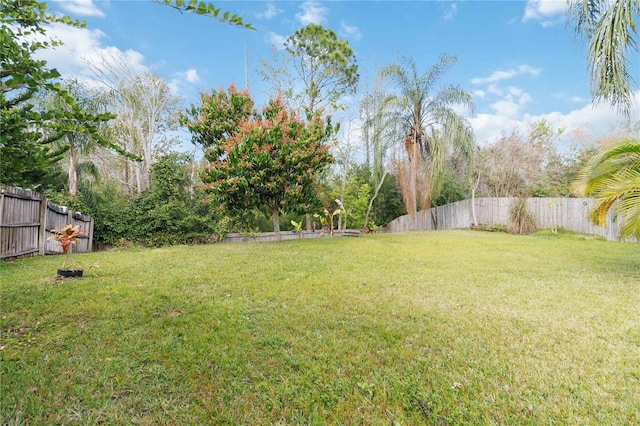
[473,90,486,98]
[443,3,458,21]
[491,100,521,118]
[185,69,199,83]
[489,86,533,118]
[540,18,564,27]
[52,0,105,17]
[507,86,523,97]
[487,84,504,96]
[471,64,541,85]
[167,79,181,95]
[340,20,362,41]
[168,69,201,95]
[470,92,640,145]
[523,0,568,23]
[554,92,589,104]
[470,113,522,144]
[266,31,287,49]
[518,92,533,105]
[34,22,147,85]
[255,2,282,20]
[296,1,328,25]
[507,86,532,105]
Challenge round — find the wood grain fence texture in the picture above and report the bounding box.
[386,197,633,242]
[1,186,93,259]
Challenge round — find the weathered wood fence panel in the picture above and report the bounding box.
[44,202,93,255]
[387,197,633,242]
[1,186,93,259]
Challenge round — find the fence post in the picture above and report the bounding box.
[0,187,5,230]
[0,188,5,252]
[38,195,48,255]
[88,217,94,252]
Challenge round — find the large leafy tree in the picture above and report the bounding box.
[261,24,358,229]
[182,85,335,240]
[573,138,640,239]
[379,55,474,220]
[568,0,639,117]
[0,0,121,188]
[285,23,359,113]
[263,24,359,114]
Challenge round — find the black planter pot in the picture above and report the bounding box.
[58,269,83,278]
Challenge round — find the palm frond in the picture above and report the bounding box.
[574,138,640,239]
[568,0,639,117]
[421,55,458,96]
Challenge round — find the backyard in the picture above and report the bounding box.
[1,231,639,424]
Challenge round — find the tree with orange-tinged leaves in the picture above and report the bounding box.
[181,85,336,240]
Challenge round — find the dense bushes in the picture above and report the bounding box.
[45,154,220,247]
[43,153,408,247]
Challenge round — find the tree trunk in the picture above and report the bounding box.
[67,149,78,200]
[471,186,478,227]
[124,160,132,196]
[363,170,389,231]
[409,153,418,229]
[134,162,143,194]
[471,174,480,226]
[272,208,281,241]
[305,213,312,231]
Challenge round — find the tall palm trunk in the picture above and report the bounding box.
[379,55,475,220]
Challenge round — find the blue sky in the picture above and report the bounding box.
[44,0,638,149]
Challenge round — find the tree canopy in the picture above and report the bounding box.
[0,0,130,188]
[261,23,359,114]
[182,85,336,239]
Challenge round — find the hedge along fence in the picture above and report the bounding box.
[386,197,634,242]
[0,186,94,259]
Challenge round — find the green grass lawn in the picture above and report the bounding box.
[1,230,639,425]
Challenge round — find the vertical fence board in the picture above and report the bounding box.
[38,193,47,255]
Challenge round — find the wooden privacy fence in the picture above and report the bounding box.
[0,186,93,259]
[386,197,632,242]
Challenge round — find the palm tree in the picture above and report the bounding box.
[379,55,474,221]
[573,138,640,239]
[568,0,639,117]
